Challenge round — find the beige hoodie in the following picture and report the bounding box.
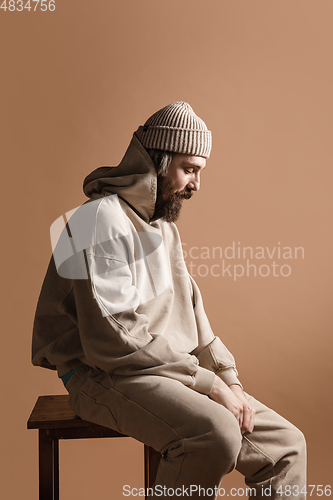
[32,133,242,394]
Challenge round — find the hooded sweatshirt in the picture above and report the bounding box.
[32,133,242,394]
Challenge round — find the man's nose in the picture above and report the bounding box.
[187,175,200,191]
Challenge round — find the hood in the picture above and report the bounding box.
[83,133,157,222]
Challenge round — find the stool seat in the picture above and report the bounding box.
[27,395,161,499]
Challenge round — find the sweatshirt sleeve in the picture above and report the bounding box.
[188,274,243,388]
[65,252,216,395]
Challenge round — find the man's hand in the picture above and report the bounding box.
[208,376,255,435]
[229,383,255,435]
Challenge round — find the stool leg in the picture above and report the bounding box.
[144,445,161,498]
[39,429,59,500]
[144,444,149,495]
[54,438,59,500]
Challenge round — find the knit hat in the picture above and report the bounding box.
[135,101,212,158]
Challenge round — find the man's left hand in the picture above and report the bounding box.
[229,384,256,435]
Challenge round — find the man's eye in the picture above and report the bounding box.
[184,169,194,174]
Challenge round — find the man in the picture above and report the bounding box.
[32,102,306,499]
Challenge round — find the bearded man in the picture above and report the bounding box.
[32,102,306,499]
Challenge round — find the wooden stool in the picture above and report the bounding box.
[27,395,161,500]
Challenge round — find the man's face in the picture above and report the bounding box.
[152,153,206,223]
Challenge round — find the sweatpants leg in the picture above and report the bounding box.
[66,367,307,500]
[66,366,242,499]
[236,393,307,499]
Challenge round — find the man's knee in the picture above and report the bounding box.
[289,425,307,456]
[166,407,242,469]
[201,410,243,469]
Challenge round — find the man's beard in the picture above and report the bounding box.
[151,175,193,223]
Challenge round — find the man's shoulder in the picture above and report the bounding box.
[93,195,133,241]
[65,194,131,246]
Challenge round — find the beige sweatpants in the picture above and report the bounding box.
[66,366,307,499]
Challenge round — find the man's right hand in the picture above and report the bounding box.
[208,376,254,435]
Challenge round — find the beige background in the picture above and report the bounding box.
[1,0,332,498]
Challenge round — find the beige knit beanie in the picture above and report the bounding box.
[135,101,212,158]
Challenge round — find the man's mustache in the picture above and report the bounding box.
[176,188,193,200]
